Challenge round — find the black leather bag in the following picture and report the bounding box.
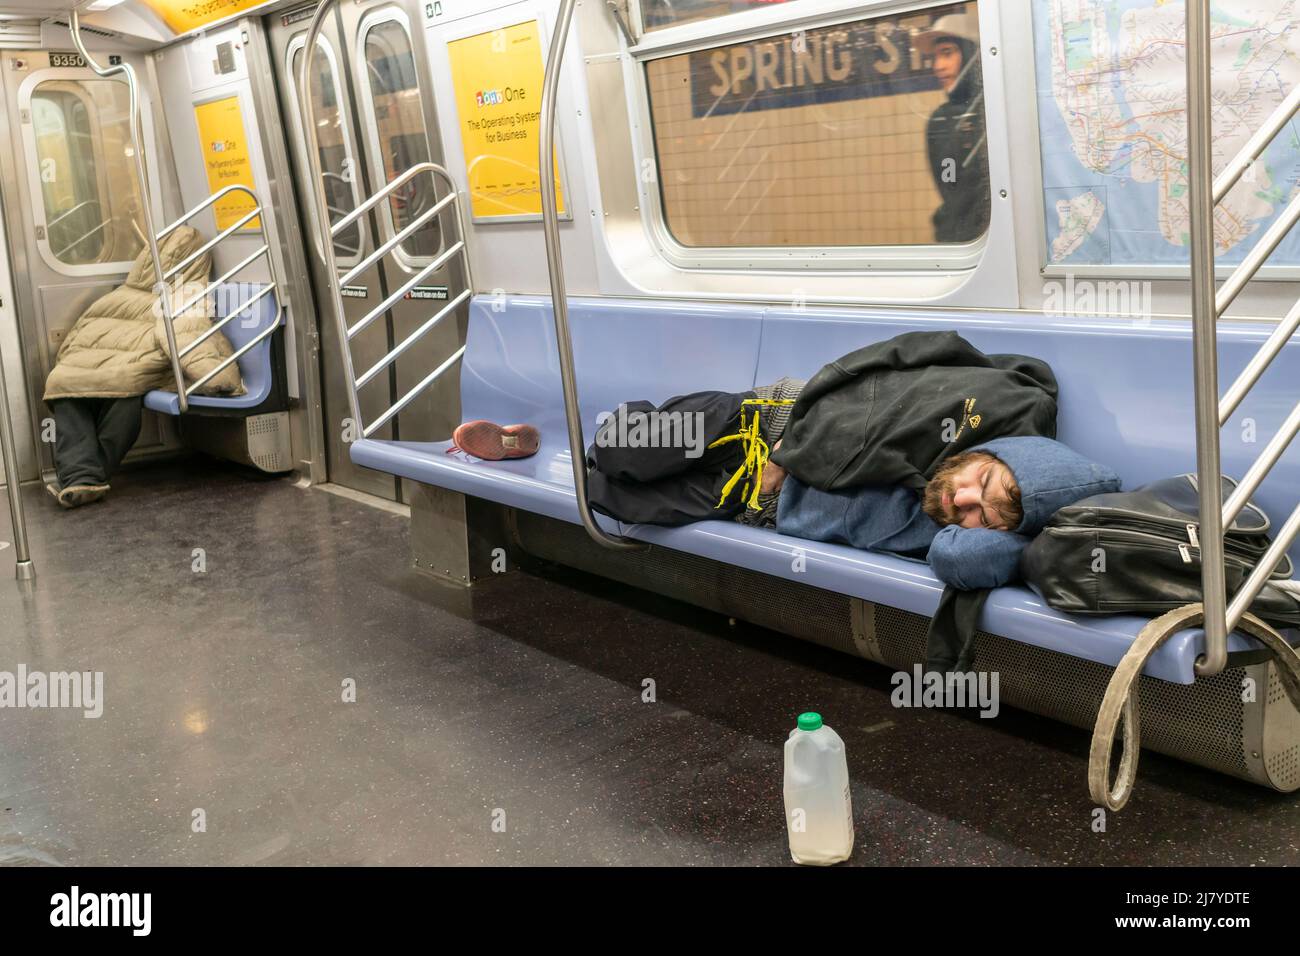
[1020,474,1300,628]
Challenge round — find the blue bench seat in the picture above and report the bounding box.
[351,294,1300,684]
[144,281,280,415]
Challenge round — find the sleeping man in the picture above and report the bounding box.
[773,435,1118,589]
[586,329,1121,591]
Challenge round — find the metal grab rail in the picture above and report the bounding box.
[153,184,282,398]
[356,290,470,390]
[541,0,644,551]
[347,239,464,340]
[1212,82,1300,205]
[1186,0,1300,675]
[52,217,112,260]
[0,334,34,581]
[47,199,101,232]
[340,190,456,287]
[300,0,473,443]
[181,284,276,359]
[69,11,188,410]
[47,199,111,259]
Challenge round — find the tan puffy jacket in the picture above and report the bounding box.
[44,226,246,401]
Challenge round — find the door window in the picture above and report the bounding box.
[359,16,440,262]
[290,38,363,263]
[27,77,146,270]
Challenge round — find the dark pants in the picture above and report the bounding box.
[51,397,143,489]
[586,389,753,526]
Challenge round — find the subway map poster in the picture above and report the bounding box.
[1034,0,1300,267]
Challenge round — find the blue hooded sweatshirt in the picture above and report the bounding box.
[776,436,1121,589]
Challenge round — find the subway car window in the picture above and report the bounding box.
[292,43,363,261]
[30,78,145,267]
[644,1,990,248]
[362,18,440,260]
[640,0,795,32]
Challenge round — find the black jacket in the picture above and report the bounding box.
[771,330,1058,492]
[926,59,989,243]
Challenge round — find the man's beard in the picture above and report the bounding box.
[921,456,969,526]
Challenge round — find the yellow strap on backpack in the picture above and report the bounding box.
[707,398,795,511]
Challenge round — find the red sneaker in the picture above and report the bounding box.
[449,420,540,460]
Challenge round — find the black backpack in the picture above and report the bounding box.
[1020,474,1300,628]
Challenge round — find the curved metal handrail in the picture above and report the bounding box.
[69,11,189,411]
[540,0,644,551]
[300,0,473,442]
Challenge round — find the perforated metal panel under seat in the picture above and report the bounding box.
[177,411,292,474]
[246,413,292,473]
[1264,664,1300,790]
[510,508,1299,792]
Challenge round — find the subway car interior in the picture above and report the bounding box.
[1,0,1299,871]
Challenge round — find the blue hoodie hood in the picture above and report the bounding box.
[972,436,1121,535]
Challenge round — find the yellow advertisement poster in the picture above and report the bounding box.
[139,0,266,35]
[193,96,260,232]
[447,20,566,220]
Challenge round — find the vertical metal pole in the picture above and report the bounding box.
[0,337,34,580]
[1186,0,1227,675]
[539,0,642,551]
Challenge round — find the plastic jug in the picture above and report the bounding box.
[783,712,854,865]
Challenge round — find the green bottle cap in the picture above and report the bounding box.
[797,712,822,731]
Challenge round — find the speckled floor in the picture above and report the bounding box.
[0,459,1298,866]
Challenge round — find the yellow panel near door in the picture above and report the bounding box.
[140,0,267,34]
[193,96,261,231]
[447,19,565,220]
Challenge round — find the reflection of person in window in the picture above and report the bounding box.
[915,12,989,243]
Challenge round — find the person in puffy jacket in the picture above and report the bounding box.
[42,226,245,508]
